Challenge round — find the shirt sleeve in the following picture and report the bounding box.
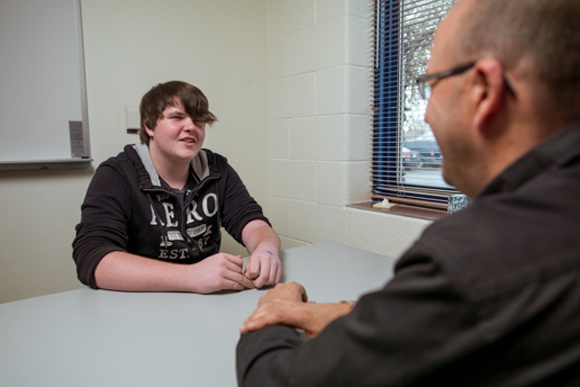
[72,163,132,288]
[236,251,481,386]
[217,160,270,245]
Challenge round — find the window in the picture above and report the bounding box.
[372,0,465,212]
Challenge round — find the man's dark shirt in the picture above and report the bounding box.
[237,122,580,386]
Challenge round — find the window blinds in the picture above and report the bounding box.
[372,0,460,211]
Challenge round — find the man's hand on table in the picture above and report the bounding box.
[240,282,353,339]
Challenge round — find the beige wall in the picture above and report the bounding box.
[265,0,430,252]
[0,0,430,304]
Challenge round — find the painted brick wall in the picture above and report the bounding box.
[266,0,431,256]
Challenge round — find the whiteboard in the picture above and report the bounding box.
[0,0,90,170]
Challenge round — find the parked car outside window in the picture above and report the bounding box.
[401,147,423,169]
[403,139,442,167]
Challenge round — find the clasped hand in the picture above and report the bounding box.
[193,249,281,293]
[244,248,282,288]
[240,282,352,339]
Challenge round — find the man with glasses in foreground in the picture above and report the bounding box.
[237,0,580,384]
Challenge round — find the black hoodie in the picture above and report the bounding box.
[73,144,269,289]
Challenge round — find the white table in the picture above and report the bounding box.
[0,242,395,386]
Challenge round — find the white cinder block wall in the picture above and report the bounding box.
[266,0,431,256]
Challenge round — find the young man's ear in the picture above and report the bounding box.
[145,125,155,139]
[471,58,509,132]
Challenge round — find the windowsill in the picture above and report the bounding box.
[347,201,447,222]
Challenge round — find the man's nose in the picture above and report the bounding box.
[183,117,196,130]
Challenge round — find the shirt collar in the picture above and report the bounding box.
[480,121,580,196]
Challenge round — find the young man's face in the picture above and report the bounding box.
[146,100,206,165]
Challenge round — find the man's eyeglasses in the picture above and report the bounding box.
[416,61,517,101]
[416,62,476,100]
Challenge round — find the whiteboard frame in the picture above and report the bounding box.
[0,0,91,171]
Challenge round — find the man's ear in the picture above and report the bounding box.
[471,58,509,131]
[145,125,155,139]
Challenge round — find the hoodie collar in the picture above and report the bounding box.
[131,143,211,188]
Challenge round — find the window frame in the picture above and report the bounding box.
[372,0,465,212]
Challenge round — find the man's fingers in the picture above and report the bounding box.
[225,270,254,289]
[241,306,282,334]
[252,259,272,288]
[223,254,244,267]
[245,257,261,280]
[248,252,283,287]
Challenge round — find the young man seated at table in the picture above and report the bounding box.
[73,81,280,294]
[236,0,580,385]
